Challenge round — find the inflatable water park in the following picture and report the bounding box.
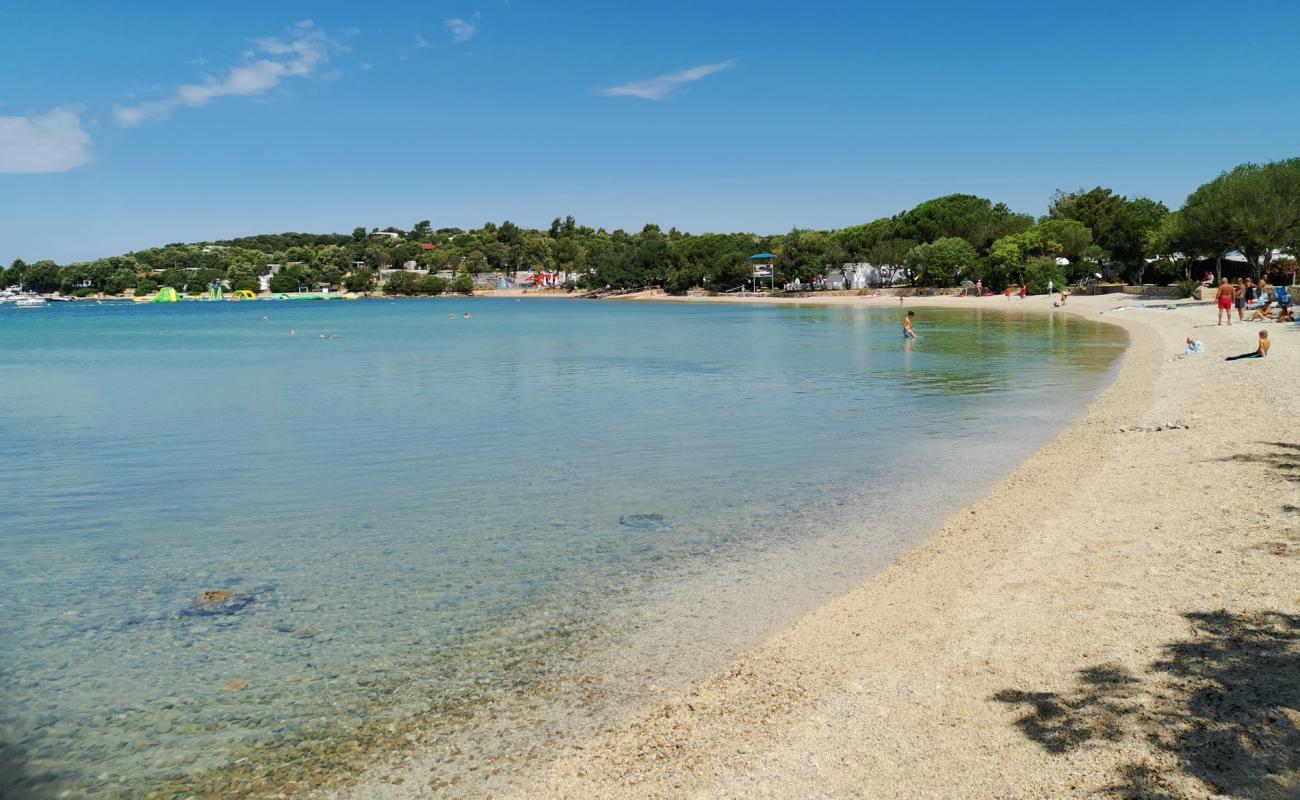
[137,285,359,303]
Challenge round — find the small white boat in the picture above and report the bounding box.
[15,296,47,308]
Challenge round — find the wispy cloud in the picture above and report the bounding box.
[113,21,340,127]
[415,33,432,49]
[0,107,91,173]
[599,60,736,100]
[445,14,478,43]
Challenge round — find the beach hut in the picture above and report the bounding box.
[150,286,179,303]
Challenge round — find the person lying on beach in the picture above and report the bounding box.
[903,311,917,339]
[1277,307,1295,323]
[1226,330,1270,361]
[1248,300,1274,321]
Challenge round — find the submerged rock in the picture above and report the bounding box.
[182,590,256,617]
[618,513,668,531]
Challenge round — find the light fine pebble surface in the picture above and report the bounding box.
[342,292,1299,800]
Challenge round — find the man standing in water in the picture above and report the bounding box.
[903,311,917,339]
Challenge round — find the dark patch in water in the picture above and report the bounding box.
[619,514,668,531]
[180,592,256,618]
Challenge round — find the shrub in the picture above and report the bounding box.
[73,287,97,298]
[383,271,415,295]
[418,275,448,295]
[1175,280,1200,299]
[452,273,474,294]
[136,278,159,295]
[1022,257,1067,296]
[344,268,375,293]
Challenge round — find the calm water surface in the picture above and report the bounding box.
[0,298,1124,797]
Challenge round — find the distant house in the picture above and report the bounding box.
[841,263,885,288]
[370,231,401,240]
[258,264,282,293]
[420,243,436,251]
[200,245,227,254]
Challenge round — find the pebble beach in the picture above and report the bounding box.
[343,291,1299,799]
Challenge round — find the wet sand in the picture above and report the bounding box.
[349,292,1300,799]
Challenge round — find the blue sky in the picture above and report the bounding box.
[1,0,1297,263]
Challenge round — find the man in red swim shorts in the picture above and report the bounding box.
[1216,277,1235,325]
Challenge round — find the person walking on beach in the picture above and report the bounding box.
[903,311,917,339]
[1047,278,1054,297]
[1234,278,1247,322]
[1019,282,1028,299]
[1226,330,1270,360]
[1216,278,1235,325]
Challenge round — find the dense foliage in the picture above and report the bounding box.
[6,159,1298,296]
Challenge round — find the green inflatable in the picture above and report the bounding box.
[151,287,179,303]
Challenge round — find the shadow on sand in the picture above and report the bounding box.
[994,610,1300,798]
[1216,441,1300,485]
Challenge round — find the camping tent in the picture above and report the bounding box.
[150,287,179,303]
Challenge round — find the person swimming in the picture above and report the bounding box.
[288,329,295,336]
[463,313,470,319]
[903,311,917,339]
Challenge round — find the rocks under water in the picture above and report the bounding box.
[618,514,669,531]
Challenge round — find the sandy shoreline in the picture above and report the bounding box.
[345,292,1298,799]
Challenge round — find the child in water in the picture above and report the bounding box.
[903,311,917,339]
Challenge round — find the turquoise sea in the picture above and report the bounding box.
[0,298,1125,798]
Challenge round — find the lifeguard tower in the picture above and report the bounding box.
[749,253,775,292]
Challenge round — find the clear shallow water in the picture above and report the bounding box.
[0,298,1125,797]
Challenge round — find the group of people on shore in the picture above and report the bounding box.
[1214,276,1292,325]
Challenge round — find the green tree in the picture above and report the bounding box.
[227,262,260,292]
[1049,187,1124,246]
[22,260,62,292]
[1180,158,1300,279]
[905,237,978,286]
[1108,198,1169,282]
[344,267,376,292]
[104,268,138,295]
[869,238,917,285]
[452,273,474,294]
[897,195,1032,251]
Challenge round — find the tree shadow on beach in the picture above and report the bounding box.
[1215,441,1300,484]
[994,610,1300,799]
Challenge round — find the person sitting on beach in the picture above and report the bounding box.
[1215,278,1235,325]
[1226,330,1270,361]
[1248,300,1274,321]
[1184,338,1204,355]
[903,311,917,339]
[1278,306,1295,323]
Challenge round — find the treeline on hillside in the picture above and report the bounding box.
[6,158,1298,297]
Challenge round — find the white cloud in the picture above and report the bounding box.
[0,107,91,173]
[415,33,432,48]
[114,21,339,127]
[598,60,736,100]
[445,15,478,43]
